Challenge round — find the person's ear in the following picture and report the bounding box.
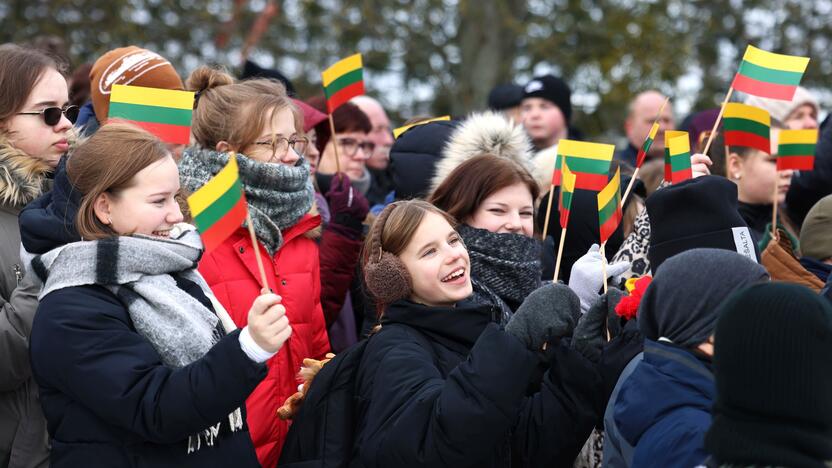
[93,192,113,225]
[726,151,744,180]
[216,141,230,153]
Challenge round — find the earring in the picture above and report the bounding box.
[107,215,113,225]
[733,173,741,180]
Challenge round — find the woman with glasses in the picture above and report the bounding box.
[178,66,330,468]
[0,43,76,467]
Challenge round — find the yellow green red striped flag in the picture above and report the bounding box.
[393,116,451,139]
[109,84,194,144]
[321,54,365,113]
[777,129,817,171]
[636,121,660,168]
[559,160,577,229]
[186,154,248,252]
[664,130,692,183]
[597,167,622,243]
[732,45,810,101]
[724,103,770,154]
[552,139,615,191]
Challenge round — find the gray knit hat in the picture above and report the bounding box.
[800,194,832,261]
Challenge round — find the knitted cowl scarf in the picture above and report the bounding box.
[456,224,542,319]
[178,146,314,255]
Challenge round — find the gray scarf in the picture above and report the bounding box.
[29,228,244,451]
[457,224,543,314]
[179,147,314,255]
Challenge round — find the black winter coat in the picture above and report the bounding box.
[352,300,600,468]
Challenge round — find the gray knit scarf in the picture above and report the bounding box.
[30,228,244,452]
[178,146,314,255]
[457,224,543,315]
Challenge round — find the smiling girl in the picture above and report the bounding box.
[24,123,292,467]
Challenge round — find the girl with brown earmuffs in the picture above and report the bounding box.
[348,199,605,467]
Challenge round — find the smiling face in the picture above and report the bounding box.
[3,68,72,167]
[466,182,535,237]
[94,155,184,238]
[398,211,473,307]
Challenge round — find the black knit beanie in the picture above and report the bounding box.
[705,283,832,467]
[522,75,572,123]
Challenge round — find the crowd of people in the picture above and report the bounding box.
[1,39,831,468]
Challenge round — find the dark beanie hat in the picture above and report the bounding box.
[389,120,459,200]
[638,248,768,347]
[647,175,758,273]
[240,59,296,96]
[522,75,572,123]
[488,83,524,111]
[705,283,832,467]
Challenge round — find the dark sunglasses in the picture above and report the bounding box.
[17,105,79,126]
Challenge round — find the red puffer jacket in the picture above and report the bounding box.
[198,214,330,467]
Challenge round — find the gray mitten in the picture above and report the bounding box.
[572,288,626,363]
[505,283,581,351]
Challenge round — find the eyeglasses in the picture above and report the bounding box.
[17,105,79,126]
[337,138,375,158]
[253,136,309,161]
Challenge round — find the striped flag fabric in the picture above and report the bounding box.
[597,167,622,243]
[393,115,450,139]
[552,139,615,191]
[777,129,817,171]
[108,84,194,144]
[321,53,365,113]
[636,121,660,168]
[731,45,810,101]
[664,130,692,183]
[186,155,248,252]
[724,103,771,154]
[559,160,577,229]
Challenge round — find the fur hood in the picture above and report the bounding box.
[429,111,534,194]
[0,133,52,208]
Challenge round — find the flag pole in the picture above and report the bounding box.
[701,87,735,157]
[553,228,568,283]
[771,176,780,241]
[600,242,608,294]
[327,114,342,174]
[541,183,556,240]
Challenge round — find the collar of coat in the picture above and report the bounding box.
[381,299,496,351]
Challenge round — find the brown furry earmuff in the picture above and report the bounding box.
[364,202,413,305]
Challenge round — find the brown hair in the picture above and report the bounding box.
[306,96,371,153]
[0,43,65,124]
[187,66,302,151]
[429,154,540,227]
[67,122,171,240]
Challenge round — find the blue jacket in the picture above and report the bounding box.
[23,162,267,467]
[352,300,600,468]
[613,340,714,468]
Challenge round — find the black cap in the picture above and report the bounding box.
[488,83,524,111]
[389,120,459,200]
[522,74,572,123]
[240,59,296,96]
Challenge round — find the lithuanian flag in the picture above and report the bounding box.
[597,167,622,243]
[636,121,660,168]
[322,53,365,113]
[393,115,450,139]
[724,103,770,154]
[559,160,577,229]
[186,155,248,252]
[664,130,692,183]
[108,84,194,145]
[731,45,810,101]
[777,129,817,171]
[553,139,615,191]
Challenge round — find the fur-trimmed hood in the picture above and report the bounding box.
[0,134,52,209]
[429,111,534,194]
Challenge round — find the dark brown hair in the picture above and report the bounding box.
[0,43,65,124]
[429,154,540,227]
[67,122,171,240]
[306,96,371,153]
[187,66,302,152]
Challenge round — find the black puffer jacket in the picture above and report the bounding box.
[352,300,600,468]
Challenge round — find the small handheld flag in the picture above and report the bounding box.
[321,54,364,113]
[553,139,615,191]
[187,155,248,252]
[731,45,810,101]
[393,116,451,139]
[109,85,194,145]
[559,160,576,229]
[664,130,692,183]
[724,103,771,154]
[597,167,623,243]
[636,122,660,168]
[777,129,817,171]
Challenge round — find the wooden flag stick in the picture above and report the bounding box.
[701,87,735,157]
[541,183,556,240]
[245,211,271,291]
[327,114,342,174]
[553,228,568,283]
[771,176,780,240]
[600,242,609,294]
[620,167,640,209]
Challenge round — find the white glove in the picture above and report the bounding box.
[568,244,630,314]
